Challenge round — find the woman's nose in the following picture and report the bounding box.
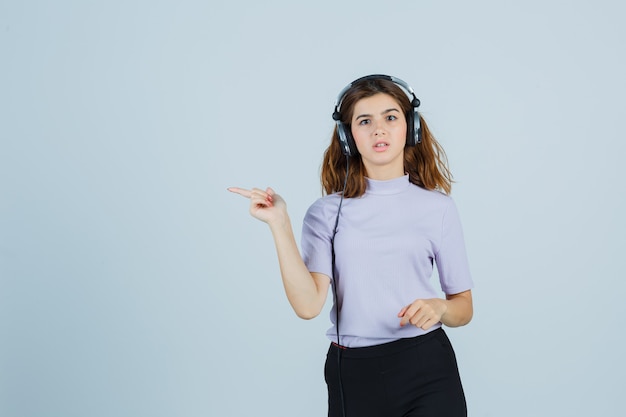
[374,123,386,135]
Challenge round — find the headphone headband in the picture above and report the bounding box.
[333,75,420,115]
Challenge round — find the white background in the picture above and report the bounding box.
[1,1,625,416]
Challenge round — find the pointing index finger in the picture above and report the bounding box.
[227,187,252,198]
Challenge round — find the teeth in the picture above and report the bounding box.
[376,143,388,147]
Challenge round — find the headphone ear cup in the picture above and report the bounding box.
[406,108,422,146]
[414,109,422,144]
[336,121,357,157]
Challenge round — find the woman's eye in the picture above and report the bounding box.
[358,119,370,125]
[387,115,397,121]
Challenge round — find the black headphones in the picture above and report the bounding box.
[332,74,422,157]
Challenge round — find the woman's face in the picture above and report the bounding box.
[350,93,407,179]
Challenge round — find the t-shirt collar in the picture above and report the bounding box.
[364,174,411,195]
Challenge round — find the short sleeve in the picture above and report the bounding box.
[301,199,334,280]
[435,198,474,294]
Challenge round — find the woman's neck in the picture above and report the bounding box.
[363,164,405,181]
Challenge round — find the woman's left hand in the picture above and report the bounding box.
[398,298,448,330]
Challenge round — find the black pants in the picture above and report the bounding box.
[324,328,467,417]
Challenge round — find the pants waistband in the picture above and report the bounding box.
[329,327,444,359]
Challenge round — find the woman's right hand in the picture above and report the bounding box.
[227,187,287,225]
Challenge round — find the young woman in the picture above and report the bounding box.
[229,75,473,417]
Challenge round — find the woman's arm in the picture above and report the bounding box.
[228,187,330,319]
[398,290,473,330]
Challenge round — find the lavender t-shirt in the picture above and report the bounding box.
[301,175,473,348]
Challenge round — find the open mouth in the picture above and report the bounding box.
[374,142,389,150]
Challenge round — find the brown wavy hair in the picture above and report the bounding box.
[321,78,453,197]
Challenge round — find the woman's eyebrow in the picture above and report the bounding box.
[355,108,400,120]
[381,107,401,114]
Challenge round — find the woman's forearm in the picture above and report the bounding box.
[440,291,473,327]
[269,215,328,319]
